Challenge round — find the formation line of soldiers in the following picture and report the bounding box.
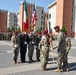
[11,31,41,64]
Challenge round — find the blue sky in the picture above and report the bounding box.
[0,0,55,13]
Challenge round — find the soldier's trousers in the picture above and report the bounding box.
[36,46,40,60]
[13,47,19,62]
[63,53,68,68]
[57,53,68,69]
[28,44,34,61]
[40,50,49,69]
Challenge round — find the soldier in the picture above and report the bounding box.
[19,32,24,63]
[19,32,28,63]
[53,26,67,72]
[39,30,49,71]
[62,32,71,71]
[11,31,19,64]
[28,31,35,63]
[23,32,29,62]
[35,32,41,61]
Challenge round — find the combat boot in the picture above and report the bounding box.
[41,65,46,71]
[64,67,69,72]
[54,68,62,72]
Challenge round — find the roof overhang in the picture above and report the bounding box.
[47,1,56,9]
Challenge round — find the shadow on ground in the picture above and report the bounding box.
[68,62,76,71]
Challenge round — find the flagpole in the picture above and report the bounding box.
[33,0,35,32]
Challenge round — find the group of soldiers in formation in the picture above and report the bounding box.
[11,26,71,72]
[0,31,12,41]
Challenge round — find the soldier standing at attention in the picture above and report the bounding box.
[11,31,19,64]
[39,30,49,71]
[28,31,35,63]
[53,26,67,72]
[35,32,41,61]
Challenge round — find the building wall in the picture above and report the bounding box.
[35,6,44,32]
[19,2,24,32]
[63,0,72,37]
[7,12,17,29]
[56,0,72,37]
[0,10,7,32]
[48,3,56,32]
[56,0,64,29]
[74,0,76,38]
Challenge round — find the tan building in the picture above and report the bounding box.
[47,0,75,37]
[0,10,8,32]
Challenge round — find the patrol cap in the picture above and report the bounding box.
[54,26,60,29]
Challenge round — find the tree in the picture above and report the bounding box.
[36,28,41,33]
[11,26,15,32]
[61,26,67,33]
[17,27,21,32]
[6,27,11,32]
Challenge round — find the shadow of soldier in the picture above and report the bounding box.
[68,62,76,71]
[48,57,57,64]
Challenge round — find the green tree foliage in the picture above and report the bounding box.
[36,28,41,33]
[6,27,11,32]
[11,26,15,32]
[61,26,67,32]
[17,27,21,32]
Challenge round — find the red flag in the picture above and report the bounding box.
[32,4,37,26]
[23,0,28,32]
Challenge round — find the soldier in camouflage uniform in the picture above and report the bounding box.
[34,32,41,61]
[62,32,71,71]
[53,26,67,72]
[11,31,19,64]
[28,31,35,63]
[39,30,49,71]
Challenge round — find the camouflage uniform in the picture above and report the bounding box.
[55,31,66,69]
[63,37,71,68]
[28,33,35,63]
[35,34,41,61]
[65,37,71,54]
[11,34,19,64]
[39,35,49,70]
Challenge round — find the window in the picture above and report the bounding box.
[41,21,43,25]
[14,24,15,26]
[42,10,43,14]
[72,9,74,14]
[49,14,51,19]
[49,21,51,26]
[71,25,73,30]
[44,16,45,20]
[41,16,43,20]
[72,0,74,6]
[40,27,42,31]
[71,16,73,22]
[44,22,45,25]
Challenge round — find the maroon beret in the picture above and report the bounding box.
[54,26,60,29]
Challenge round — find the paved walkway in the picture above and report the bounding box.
[0,39,76,75]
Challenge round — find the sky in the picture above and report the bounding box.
[0,0,55,13]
